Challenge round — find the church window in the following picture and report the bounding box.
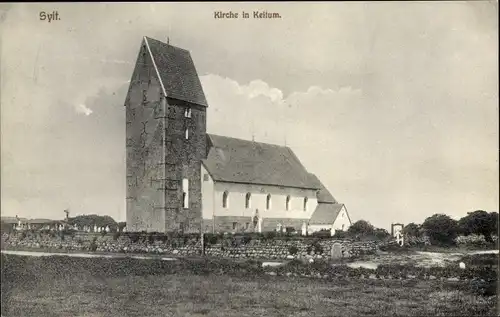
[245,193,251,209]
[185,128,189,140]
[184,107,192,118]
[303,197,308,212]
[203,174,209,182]
[286,195,291,211]
[232,222,238,230]
[223,191,229,208]
[266,194,272,210]
[182,178,189,208]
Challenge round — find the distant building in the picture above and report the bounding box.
[125,37,352,234]
[0,217,59,230]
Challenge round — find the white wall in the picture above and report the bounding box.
[200,166,318,220]
[332,205,351,232]
[201,164,215,220]
[307,205,351,236]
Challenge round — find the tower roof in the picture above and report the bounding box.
[144,36,208,107]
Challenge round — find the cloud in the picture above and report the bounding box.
[200,74,498,229]
[75,104,93,116]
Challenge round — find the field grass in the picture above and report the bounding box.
[1,255,497,317]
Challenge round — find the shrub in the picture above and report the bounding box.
[288,245,299,255]
[129,233,140,243]
[307,240,323,254]
[241,235,252,245]
[205,233,220,245]
[262,231,277,240]
[89,237,98,252]
[113,232,121,241]
[422,214,459,246]
[333,230,348,239]
[311,230,331,239]
[313,242,324,254]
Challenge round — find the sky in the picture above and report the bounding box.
[0,2,498,229]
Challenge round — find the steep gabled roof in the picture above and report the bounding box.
[309,203,345,225]
[202,134,320,189]
[144,37,208,107]
[308,173,337,203]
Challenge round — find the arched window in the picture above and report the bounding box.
[303,197,308,212]
[285,195,291,211]
[266,194,272,210]
[185,128,189,140]
[245,193,251,209]
[222,191,229,208]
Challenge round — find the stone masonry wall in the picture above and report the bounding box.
[1,232,378,261]
[126,39,167,232]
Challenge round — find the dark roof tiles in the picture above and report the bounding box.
[145,37,208,107]
[309,203,345,225]
[203,134,320,189]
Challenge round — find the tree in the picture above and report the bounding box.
[348,220,375,236]
[68,214,117,230]
[458,210,498,243]
[422,214,459,246]
[373,228,390,240]
[402,223,421,237]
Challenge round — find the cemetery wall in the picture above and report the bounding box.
[0,231,378,260]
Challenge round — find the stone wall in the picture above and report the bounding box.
[1,232,378,261]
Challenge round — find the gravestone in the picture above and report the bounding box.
[330,242,343,259]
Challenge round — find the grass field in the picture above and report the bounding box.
[1,254,497,317]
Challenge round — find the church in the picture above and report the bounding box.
[125,36,352,235]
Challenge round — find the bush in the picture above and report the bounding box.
[89,237,98,252]
[129,233,141,243]
[241,235,252,245]
[311,230,331,239]
[288,245,299,255]
[333,230,348,239]
[422,214,459,246]
[262,231,277,240]
[205,233,220,245]
[307,240,324,255]
[113,232,121,241]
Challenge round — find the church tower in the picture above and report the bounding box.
[125,36,208,233]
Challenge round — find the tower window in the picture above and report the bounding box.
[266,194,272,210]
[185,128,189,140]
[245,193,251,209]
[184,107,192,118]
[203,174,209,182]
[222,191,229,208]
[182,178,189,208]
[303,197,308,212]
[286,195,291,211]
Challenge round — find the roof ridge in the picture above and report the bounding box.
[208,133,293,149]
[144,36,190,53]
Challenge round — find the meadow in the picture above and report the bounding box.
[1,253,497,317]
